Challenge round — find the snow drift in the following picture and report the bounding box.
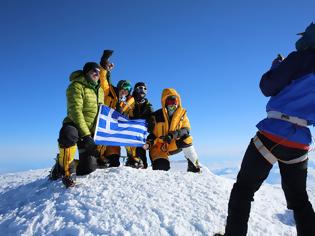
[0,163,314,236]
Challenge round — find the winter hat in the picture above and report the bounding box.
[133,82,147,101]
[83,62,101,74]
[117,80,132,93]
[295,22,315,51]
[134,82,147,89]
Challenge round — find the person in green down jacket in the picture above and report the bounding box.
[49,62,104,188]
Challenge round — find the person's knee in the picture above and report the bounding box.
[76,153,97,175]
[176,135,192,149]
[58,125,79,147]
[152,158,170,171]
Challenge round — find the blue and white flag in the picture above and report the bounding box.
[94,105,148,147]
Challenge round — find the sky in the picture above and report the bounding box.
[1,0,315,173]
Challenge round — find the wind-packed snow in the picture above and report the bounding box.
[0,162,314,236]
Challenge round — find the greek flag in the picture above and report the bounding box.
[93,105,148,147]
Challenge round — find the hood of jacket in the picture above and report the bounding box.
[161,88,182,110]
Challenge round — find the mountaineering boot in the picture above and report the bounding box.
[107,154,120,167]
[62,173,76,188]
[96,145,110,168]
[183,145,201,173]
[49,154,64,180]
[125,156,145,169]
[187,159,201,173]
[58,145,77,187]
[97,156,110,168]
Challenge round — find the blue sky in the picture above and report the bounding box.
[1,0,315,173]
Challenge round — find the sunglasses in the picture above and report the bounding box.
[89,68,100,75]
[135,86,147,92]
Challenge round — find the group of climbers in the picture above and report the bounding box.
[48,22,315,235]
[49,50,201,188]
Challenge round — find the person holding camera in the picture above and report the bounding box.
[216,23,315,236]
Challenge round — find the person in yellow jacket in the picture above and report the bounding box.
[143,88,200,172]
[98,50,135,167]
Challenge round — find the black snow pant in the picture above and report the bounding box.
[151,137,197,172]
[136,147,148,168]
[58,123,97,176]
[225,132,315,236]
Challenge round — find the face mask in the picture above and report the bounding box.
[135,86,147,94]
[167,104,178,116]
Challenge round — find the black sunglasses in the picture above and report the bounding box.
[136,86,147,91]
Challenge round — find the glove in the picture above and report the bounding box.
[170,130,180,139]
[142,143,150,150]
[271,54,285,69]
[162,133,174,144]
[100,49,114,68]
[82,136,99,157]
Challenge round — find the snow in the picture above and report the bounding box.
[0,163,314,236]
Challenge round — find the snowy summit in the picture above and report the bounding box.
[0,163,314,236]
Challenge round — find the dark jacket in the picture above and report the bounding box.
[130,99,153,120]
[260,49,315,97]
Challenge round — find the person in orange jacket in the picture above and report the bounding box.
[97,50,135,167]
[143,88,200,172]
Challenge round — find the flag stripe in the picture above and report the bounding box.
[96,131,146,142]
[99,114,146,126]
[97,127,147,138]
[94,136,145,147]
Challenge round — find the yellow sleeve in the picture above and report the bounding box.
[100,67,110,97]
[181,111,191,130]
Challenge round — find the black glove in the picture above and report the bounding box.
[271,54,285,69]
[162,133,174,144]
[170,130,179,139]
[100,49,114,68]
[82,136,99,157]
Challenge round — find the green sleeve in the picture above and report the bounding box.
[67,82,91,137]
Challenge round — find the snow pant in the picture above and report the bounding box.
[225,132,315,236]
[58,124,97,176]
[150,137,199,172]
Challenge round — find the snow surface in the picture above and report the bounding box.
[0,163,314,236]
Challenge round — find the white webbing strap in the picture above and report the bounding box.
[253,135,308,165]
[267,111,308,127]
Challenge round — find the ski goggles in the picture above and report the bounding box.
[120,83,132,92]
[165,96,178,106]
[135,86,147,94]
[89,68,100,75]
